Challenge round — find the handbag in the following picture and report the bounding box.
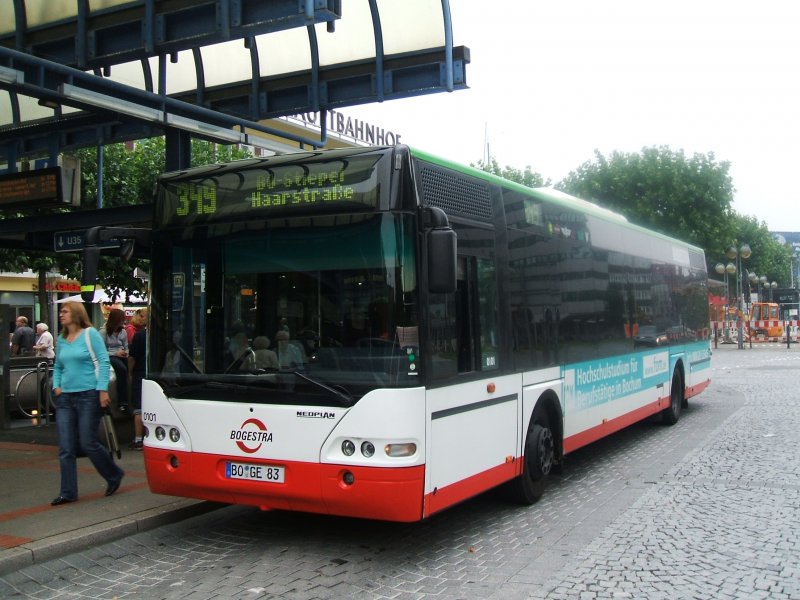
[85,328,121,459]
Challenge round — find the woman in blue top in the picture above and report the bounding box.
[51,302,124,505]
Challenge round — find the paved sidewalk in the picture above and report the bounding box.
[0,418,222,576]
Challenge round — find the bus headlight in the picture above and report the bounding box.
[341,440,355,456]
[360,441,375,458]
[155,426,166,441]
[169,428,181,443]
[385,443,417,457]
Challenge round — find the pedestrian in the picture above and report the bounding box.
[100,308,130,414]
[125,308,147,343]
[127,325,147,450]
[51,301,124,506]
[33,322,55,360]
[11,315,35,356]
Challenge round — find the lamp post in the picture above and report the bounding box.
[725,244,751,312]
[714,262,735,306]
[748,272,758,305]
[720,244,751,349]
[770,281,777,302]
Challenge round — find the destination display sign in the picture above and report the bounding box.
[156,152,386,227]
[0,167,62,208]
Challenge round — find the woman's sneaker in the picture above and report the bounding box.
[128,440,143,450]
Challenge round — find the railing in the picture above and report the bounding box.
[711,320,799,349]
[9,359,53,424]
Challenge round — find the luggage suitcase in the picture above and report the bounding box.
[102,408,122,459]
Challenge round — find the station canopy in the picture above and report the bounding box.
[0,0,468,253]
[0,0,469,164]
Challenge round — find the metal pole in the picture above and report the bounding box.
[737,253,744,349]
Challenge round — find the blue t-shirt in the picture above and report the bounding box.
[53,328,111,392]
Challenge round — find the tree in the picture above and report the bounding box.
[557,146,736,261]
[723,213,791,290]
[473,158,551,188]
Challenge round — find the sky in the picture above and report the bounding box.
[339,0,800,232]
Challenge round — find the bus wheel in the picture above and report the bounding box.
[509,413,555,504]
[661,370,683,425]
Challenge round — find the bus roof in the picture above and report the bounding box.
[407,146,704,254]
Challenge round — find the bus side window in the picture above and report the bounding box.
[430,254,499,379]
[476,257,499,371]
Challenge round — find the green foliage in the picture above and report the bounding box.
[722,213,791,288]
[555,146,793,286]
[190,141,254,166]
[557,146,735,256]
[75,138,166,208]
[473,158,551,188]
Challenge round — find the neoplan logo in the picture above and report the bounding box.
[296,410,336,419]
[230,418,273,453]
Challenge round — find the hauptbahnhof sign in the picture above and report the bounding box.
[297,110,402,147]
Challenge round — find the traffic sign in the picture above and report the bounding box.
[54,230,121,252]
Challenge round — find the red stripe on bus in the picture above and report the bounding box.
[144,449,425,522]
[563,398,668,453]
[423,460,518,518]
[563,377,710,453]
[685,379,710,399]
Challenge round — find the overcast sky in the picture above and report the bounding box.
[342,0,800,232]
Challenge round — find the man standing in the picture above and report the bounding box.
[11,316,35,356]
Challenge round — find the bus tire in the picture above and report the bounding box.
[508,411,555,505]
[661,369,683,425]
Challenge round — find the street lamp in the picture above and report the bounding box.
[720,243,751,349]
[724,243,751,312]
[770,281,777,302]
[748,272,759,304]
[714,262,736,304]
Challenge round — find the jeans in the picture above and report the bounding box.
[55,390,124,501]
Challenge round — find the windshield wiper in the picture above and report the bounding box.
[288,370,354,407]
[163,380,244,397]
[161,372,353,406]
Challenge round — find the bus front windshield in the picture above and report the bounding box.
[149,213,420,405]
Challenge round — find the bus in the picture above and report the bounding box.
[96,145,711,522]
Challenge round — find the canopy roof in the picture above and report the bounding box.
[0,0,469,165]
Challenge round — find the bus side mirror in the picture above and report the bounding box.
[427,227,456,294]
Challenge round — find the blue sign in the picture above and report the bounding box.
[53,230,121,252]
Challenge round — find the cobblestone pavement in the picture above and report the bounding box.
[1,345,798,599]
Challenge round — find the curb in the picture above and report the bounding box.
[0,499,225,576]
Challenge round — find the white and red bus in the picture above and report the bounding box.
[116,145,710,521]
